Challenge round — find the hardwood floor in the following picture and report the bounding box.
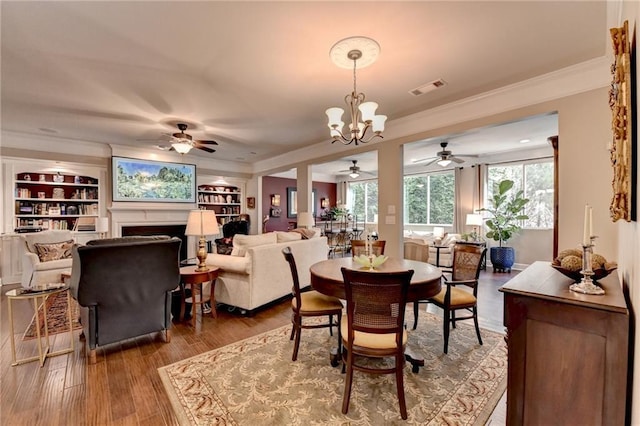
[0,269,516,425]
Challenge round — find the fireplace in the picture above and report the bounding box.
[122,224,188,262]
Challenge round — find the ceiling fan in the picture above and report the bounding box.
[168,123,219,155]
[412,141,476,167]
[339,160,374,178]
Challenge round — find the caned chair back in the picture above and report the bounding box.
[340,267,413,337]
[350,240,386,257]
[451,244,485,284]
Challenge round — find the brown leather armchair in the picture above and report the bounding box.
[69,236,181,363]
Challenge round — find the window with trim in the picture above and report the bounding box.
[487,159,554,229]
[348,180,378,222]
[404,171,455,225]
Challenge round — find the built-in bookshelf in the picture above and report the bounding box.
[14,172,99,232]
[197,184,241,225]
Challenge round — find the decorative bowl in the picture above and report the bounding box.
[353,254,388,269]
[551,261,617,283]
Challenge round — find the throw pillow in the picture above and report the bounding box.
[275,231,302,243]
[34,239,74,262]
[215,237,234,255]
[231,232,277,256]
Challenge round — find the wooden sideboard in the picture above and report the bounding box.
[500,261,629,425]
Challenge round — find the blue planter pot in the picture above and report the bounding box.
[490,246,515,272]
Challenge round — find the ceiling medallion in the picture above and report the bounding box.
[325,36,387,146]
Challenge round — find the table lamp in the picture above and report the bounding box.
[95,217,109,239]
[297,212,314,229]
[185,209,220,272]
[465,213,483,241]
[433,226,445,245]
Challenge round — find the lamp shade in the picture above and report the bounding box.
[172,142,192,154]
[433,226,445,238]
[95,217,109,233]
[185,210,220,236]
[358,101,378,122]
[437,159,452,167]
[297,212,314,228]
[466,213,483,226]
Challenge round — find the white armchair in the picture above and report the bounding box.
[21,230,74,289]
[427,233,461,267]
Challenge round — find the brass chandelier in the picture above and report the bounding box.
[326,36,386,146]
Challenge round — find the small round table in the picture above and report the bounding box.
[6,285,74,367]
[179,266,220,326]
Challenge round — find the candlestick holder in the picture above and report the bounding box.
[569,237,605,295]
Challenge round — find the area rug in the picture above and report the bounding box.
[23,292,81,340]
[159,313,507,425]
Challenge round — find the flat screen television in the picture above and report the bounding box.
[112,156,196,203]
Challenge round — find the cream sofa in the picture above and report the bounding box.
[205,231,329,314]
[21,230,74,289]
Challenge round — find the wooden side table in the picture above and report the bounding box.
[6,285,74,367]
[179,266,220,326]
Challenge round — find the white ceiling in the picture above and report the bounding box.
[1,1,605,167]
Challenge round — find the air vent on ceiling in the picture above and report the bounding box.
[409,78,447,96]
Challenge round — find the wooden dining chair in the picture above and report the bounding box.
[340,267,414,419]
[350,240,386,256]
[282,247,343,361]
[412,243,486,354]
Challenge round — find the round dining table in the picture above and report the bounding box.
[310,257,442,372]
[310,257,442,301]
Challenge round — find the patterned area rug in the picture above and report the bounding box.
[159,313,507,425]
[23,292,81,340]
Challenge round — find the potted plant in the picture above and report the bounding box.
[478,179,529,272]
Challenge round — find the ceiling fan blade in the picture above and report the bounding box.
[412,156,437,164]
[451,156,465,163]
[196,145,216,154]
[195,139,219,145]
[423,158,440,167]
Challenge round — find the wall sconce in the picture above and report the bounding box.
[321,198,330,208]
[271,194,280,206]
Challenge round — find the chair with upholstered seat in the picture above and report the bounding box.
[403,241,429,262]
[340,267,414,420]
[282,247,343,361]
[350,240,386,256]
[413,243,486,354]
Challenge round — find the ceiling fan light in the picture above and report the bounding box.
[326,107,344,127]
[172,142,192,154]
[371,115,387,132]
[349,172,360,178]
[358,102,378,122]
[437,158,452,167]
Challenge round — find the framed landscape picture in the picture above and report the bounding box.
[112,156,196,203]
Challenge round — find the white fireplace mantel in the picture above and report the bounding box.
[108,203,195,237]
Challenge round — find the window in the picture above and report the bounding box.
[487,159,554,229]
[348,180,378,222]
[404,171,455,225]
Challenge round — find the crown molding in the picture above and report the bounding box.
[253,56,610,175]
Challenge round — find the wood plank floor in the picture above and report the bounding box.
[0,269,516,425]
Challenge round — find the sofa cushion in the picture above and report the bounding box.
[276,231,303,243]
[231,233,278,256]
[34,239,74,262]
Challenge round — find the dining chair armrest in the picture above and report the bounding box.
[442,277,478,287]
